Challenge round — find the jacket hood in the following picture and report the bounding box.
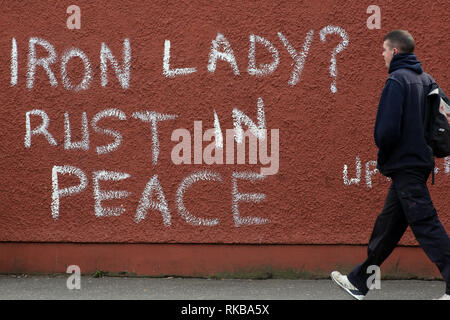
[388,53,423,74]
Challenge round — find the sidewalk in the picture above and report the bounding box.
[0,275,446,300]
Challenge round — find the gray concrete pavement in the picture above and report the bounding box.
[0,275,447,300]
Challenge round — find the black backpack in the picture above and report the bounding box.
[423,74,450,183]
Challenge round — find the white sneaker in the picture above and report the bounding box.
[434,294,450,300]
[331,271,365,300]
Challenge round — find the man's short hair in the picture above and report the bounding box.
[383,30,415,54]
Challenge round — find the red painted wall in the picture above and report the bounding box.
[0,1,449,275]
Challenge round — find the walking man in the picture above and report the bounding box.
[331,30,450,300]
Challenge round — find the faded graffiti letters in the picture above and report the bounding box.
[343,155,450,188]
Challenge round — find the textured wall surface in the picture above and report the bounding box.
[0,0,449,249]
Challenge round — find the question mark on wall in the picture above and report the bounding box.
[319,25,349,94]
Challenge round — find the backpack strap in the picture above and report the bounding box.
[424,72,437,86]
[423,73,438,185]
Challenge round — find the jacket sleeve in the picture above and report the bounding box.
[374,78,405,152]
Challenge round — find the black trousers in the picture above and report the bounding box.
[348,168,450,295]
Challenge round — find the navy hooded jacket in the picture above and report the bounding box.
[374,53,435,176]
